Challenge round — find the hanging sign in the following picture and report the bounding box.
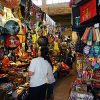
[80,0,97,23]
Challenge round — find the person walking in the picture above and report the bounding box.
[28,46,55,100]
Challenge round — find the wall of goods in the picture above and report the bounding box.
[0,0,57,99]
[69,0,100,99]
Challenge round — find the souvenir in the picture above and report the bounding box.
[83,45,90,55]
[4,20,20,35]
[94,46,100,56]
[93,28,97,41]
[82,27,90,43]
[89,46,94,56]
[5,35,20,49]
[0,26,8,35]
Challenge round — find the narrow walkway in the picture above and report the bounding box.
[54,68,77,100]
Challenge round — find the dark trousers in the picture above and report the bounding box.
[47,83,55,99]
[29,84,47,100]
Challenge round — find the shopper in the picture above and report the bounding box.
[46,55,55,100]
[28,46,55,100]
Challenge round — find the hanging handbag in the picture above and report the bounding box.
[87,28,93,45]
[93,28,97,41]
[82,27,90,43]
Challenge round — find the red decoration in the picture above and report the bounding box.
[5,35,20,49]
[80,0,97,23]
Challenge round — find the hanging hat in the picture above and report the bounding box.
[5,35,20,49]
[4,20,20,35]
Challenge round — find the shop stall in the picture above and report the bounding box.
[0,0,47,99]
[69,0,100,99]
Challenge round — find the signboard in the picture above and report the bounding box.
[80,0,97,23]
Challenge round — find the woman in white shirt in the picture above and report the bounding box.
[28,46,55,100]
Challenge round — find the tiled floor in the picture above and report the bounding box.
[54,68,77,100]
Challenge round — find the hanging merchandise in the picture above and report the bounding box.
[12,6,23,19]
[30,2,36,21]
[5,35,20,49]
[22,23,27,34]
[54,40,59,52]
[0,0,21,9]
[32,34,37,43]
[94,23,100,42]
[93,28,97,42]
[72,31,78,42]
[81,27,90,43]
[25,32,32,52]
[82,26,100,45]
[87,28,93,46]
[4,20,20,35]
[0,3,4,16]
[92,69,100,88]
[0,26,8,35]
[17,20,24,35]
[83,45,91,55]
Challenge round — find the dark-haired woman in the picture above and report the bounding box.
[28,47,55,100]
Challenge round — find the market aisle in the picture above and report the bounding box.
[54,67,77,100]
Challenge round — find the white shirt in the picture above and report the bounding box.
[29,57,55,87]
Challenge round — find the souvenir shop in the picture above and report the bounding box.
[69,0,100,99]
[0,0,61,99]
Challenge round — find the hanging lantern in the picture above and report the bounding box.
[0,0,20,9]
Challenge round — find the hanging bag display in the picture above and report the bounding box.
[94,46,100,57]
[87,28,93,46]
[82,28,90,43]
[89,46,95,56]
[83,45,91,55]
[93,28,97,42]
